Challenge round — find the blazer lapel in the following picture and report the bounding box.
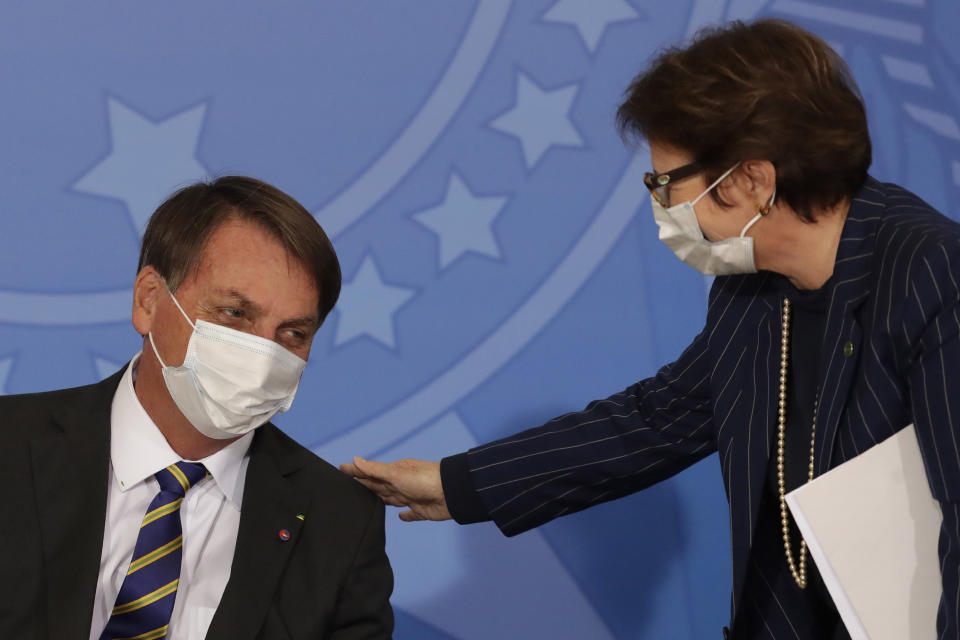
[729,280,781,616]
[30,370,121,638]
[813,191,879,474]
[207,427,310,640]
[741,283,781,538]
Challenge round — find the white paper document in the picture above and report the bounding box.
[786,424,943,640]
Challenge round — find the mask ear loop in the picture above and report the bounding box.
[148,280,196,369]
[740,185,776,238]
[148,332,169,368]
[164,282,196,329]
[691,162,741,206]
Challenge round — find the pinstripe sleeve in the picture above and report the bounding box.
[903,241,960,637]
[466,323,717,537]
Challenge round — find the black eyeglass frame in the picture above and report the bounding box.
[643,161,702,207]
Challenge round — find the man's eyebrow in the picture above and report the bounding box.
[281,316,321,329]
[210,288,264,314]
[211,288,320,328]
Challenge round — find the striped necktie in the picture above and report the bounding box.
[100,461,208,640]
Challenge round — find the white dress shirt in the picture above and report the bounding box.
[89,353,254,640]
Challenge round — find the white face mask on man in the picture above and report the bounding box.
[148,285,307,440]
[651,163,774,276]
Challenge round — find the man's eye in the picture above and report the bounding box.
[221,308,244,319]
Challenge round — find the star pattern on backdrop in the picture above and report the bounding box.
[543,0,640,52]
[73,97,209,235]
[413,171,508,269]
[489,72,584,169]
[334,254,416,349]
[0,356,12,394]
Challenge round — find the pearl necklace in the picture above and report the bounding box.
[777,298,818,589]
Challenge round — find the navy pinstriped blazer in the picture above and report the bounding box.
[462,177,960,635]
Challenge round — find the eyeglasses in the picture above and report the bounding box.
[643,161,702,208]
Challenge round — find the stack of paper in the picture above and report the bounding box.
[786,424,943,639]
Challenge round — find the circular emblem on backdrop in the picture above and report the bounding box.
[313,0,960,474]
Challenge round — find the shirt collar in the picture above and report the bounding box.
[110,352,253,508]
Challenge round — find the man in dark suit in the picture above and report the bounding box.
[0,176,393,639]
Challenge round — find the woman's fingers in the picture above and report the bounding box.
[341,456,451,520]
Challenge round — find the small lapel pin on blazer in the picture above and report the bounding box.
[296,514,305,521]
[278,529,291,542]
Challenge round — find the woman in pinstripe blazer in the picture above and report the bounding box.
[343,19,960,639]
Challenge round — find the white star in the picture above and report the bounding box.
[334,254,416,349]
[73,97,209,235]
[489,73,584,169]
[0,356,12,395]
[543,0,640,52]
[413,172,508,269]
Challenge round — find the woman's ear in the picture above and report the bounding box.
[132,266,164,336]
[739,159,777,206]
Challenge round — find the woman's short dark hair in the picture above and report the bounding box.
[617,18,871,221]
[138,176,341,322]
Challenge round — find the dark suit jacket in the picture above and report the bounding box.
[0,368,394,639]
[459,177,960,636]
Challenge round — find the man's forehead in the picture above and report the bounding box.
[179,222,320,315]
[192,220,313,279]
[195,219,283,263]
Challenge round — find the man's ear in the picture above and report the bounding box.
[132,267,165,336]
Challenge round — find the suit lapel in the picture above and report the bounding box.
[812,190,879,474]
[729,280,781,615]
[741,284,780,539]
[30,370,121,638]
[207,426,310,640]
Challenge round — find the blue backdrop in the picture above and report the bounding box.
[2,1,958,638]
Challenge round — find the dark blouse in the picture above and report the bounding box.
[737,276,848,639]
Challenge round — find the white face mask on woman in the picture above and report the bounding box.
[148,285,307,440]
[651,164,773,275]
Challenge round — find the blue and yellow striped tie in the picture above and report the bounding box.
[100,461,208,640]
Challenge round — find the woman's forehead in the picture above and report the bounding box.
[648,141,694,173]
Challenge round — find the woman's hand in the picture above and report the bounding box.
[340,457,452,522]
